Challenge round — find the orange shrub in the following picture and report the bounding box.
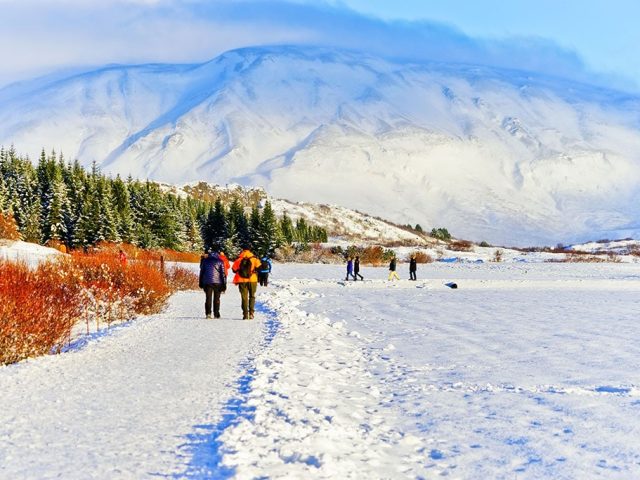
[411,251,434,263]
[0,260,83,365]
[166,265,199,291]
[69,251,171,316]
[360,246,386,265]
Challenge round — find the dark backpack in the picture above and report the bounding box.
[238,257,253,279]
[260,259,270,272]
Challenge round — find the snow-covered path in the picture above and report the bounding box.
[3,262,640,479]
[0,289,263,479]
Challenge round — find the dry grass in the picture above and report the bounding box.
[411,251,434,263]
[449,240,474,252]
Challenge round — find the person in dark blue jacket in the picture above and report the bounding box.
[199,248,227,319]
[345,257,356,281]
[258,255,272,287]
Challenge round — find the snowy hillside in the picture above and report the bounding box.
[170,181,430,244]
[1,46,640,245]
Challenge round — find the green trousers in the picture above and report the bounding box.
[238,282,257,318]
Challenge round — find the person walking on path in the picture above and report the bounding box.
[354,255,364,281]
[232,247,262,319]
[345,257,356,281]
[258,255,272,287]
[199,249,227,319]
[409,254,417,281]
[388,256,400,281]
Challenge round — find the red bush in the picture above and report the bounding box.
[166,265,199,291]
[0,260,83,365]
[1,250,174,365]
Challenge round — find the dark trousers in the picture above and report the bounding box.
[238,282,257,318]
[410,270,417,281]
[354,270,363,280]
[204,284,223,317]
[258,272,269,287]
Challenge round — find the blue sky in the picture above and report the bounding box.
[0,0,638,91]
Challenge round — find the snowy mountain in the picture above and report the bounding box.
[1,45,640,246]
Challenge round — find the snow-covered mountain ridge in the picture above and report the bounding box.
[1,45,639,245]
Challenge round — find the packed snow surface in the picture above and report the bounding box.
[2,262,640,479]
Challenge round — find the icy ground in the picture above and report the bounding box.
[2,262,640,479]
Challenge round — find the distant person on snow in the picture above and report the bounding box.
[354,255,364,281]
[409,254,417,281]
[388,256,400,281]
[199,248,227,319]
[258,255,272,287]
[345,257,356,281]
[232,247,262,319]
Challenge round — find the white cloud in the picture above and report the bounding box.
[0,0,632,91]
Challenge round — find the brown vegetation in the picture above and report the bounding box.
[448,240,474,252]
[0,212,21,240]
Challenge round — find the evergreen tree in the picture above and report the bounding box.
[228,198,250,252]
[280,211,294,245]
[95,176,119,243]
[249,205,261,251]
[202,199,228,251]
[111,175,136,244]
[0,173,7,213]
[256,200,281,256]
[295,217,309,243]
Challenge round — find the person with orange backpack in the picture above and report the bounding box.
[232,246,262,319]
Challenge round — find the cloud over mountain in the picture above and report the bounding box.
[0,0,622,91]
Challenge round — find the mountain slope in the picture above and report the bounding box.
[1,46,640,245]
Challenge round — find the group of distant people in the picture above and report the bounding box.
[345,254,418,281]
[198,246,272,320]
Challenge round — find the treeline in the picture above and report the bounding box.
[0,147,327,255]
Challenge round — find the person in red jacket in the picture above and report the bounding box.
[219,251,230,276]
[232,247,262,319]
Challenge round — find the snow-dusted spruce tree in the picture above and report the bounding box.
[98,177,120,243]
[256,200,282,256]
[10,161,42,243]
[202,198,228,252]
[111,175,136,245]
[37,152,71,245]
[227,198,250,255]
[0,170,7,213]
[60,159,87,248]
[184,210,203,252]
[154,194,185,250]
[279,212,294,245]
[294,217,309,243]
[249,204,261,251]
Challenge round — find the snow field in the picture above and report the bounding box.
[2,261,640,479]
[218,282,426,479]
[0,290,263,479]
